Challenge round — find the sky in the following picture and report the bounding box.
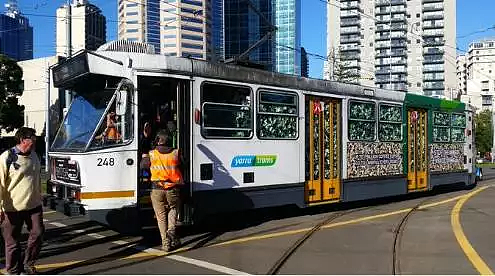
[14,0,495,79]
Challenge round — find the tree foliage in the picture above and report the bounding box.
[326,47,359,84]
[474,109,493,155]
[0,55,24,133]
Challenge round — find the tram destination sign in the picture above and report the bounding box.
[52,53,89,87]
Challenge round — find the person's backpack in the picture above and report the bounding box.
[5,148,19,170]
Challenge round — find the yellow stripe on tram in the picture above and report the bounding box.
[80,190,135,199]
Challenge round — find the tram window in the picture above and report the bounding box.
[451,113,466,142]
[201,82,252,138]
[378,104,402,142]
[348,100,376,141]
[432,111,450,142]
[90,83,134,148]
[257,90,298,139]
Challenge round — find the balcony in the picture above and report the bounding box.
[375,33,407,41]
[341,20,361,27]
[376,0,406,7]
[341,10,360,18]
[423,23,444,30]
[422,5,443,12]
[341,28,361,35]
[423,14,444,20]
[375,50,407,57]
[423,48,444,55]
[341,2,360,10]
[422,0,443,3]
[341,37,361,43]
[375,41,407,49]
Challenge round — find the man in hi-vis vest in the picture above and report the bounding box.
[141,130,183,252]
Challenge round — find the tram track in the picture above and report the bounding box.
[266,207,372,275]
[391,198,430,275]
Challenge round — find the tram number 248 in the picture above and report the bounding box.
[97,158,115,166]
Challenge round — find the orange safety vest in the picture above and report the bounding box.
[149,149,183,189]
[106,127,121,140]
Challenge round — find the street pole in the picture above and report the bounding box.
[65,0,72,109]
[45,63,50,172]
[492,106,495,163]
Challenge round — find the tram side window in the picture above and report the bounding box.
[378,104,402,142]
[257,90,298,139]
[433,112,450,142]
[201,82,252,138]
[451,113,466,142]
[348,101,376,141]
[90,84,134,148]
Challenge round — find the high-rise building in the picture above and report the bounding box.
[0,0,33,61]
[211,0,225,62]
[325,0,456,98]
[459,40,495,112]
[56,0,106,57]
[224,0,274,70]
[273,0,301,75]
[118,0,211,59]
[456,54,467,97]
[301,46,308,77]
[224,0,301,75]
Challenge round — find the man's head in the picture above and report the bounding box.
[15,127,36,154]
[155,130,172,147]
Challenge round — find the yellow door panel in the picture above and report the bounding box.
[407,109,429,192]
[306,99,341,203]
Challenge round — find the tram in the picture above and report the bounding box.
[44,41,476,231]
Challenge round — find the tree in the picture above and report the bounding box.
[326,47,359,84]
[474,109,493,156]
[0,55,24,133]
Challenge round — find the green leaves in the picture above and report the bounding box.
[0,55,24,133]
[474,110,493,155]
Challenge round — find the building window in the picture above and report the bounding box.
[126,29,138,33]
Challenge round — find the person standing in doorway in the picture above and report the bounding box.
[0,127,43,275]
[140,130,183,252]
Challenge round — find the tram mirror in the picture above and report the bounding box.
[116,88,128,116]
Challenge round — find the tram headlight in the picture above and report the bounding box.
[52,185,57,193]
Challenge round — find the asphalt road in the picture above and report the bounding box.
[2,176,495,274]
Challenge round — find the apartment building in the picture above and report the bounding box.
[459,40,495,112]
[325,0,456,98]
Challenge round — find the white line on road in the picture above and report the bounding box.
[167,255,250,275]
[44,219,250,275]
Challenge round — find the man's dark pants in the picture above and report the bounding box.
[2,205,44,274]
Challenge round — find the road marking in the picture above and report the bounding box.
[42,221,248,274]
[167,255,250,275]
[210,192,468,248]
[33,187,484,274]
[44,210,56,215]
[451,186,493,275]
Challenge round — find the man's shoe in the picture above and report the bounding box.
[22,265,37,275]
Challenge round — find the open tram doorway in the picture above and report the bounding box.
[305,97,342,204]
[407,109,428,191]
[136,76,191,224]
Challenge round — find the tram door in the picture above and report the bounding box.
[407,109,428,191]
[306,98,341,203]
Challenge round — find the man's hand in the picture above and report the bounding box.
[0,212,5,224]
